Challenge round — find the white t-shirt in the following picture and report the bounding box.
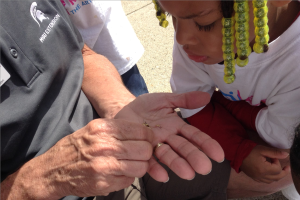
[171,16,300,149]
[61,0,144,75]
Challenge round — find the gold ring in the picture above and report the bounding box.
[153,143,163,154]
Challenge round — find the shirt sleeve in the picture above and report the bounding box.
[256,87,300,149]
[171,40,215,118]
[63,0,107,48]
[256,52,300,149]
[212,91,265,132]
[187,99,257,172]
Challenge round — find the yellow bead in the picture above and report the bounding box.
[254,7,268,18]
[224,67,236,76]
[255,25,269,37]
[237,46,252,57]
[253,0,267,8]
[222,44,234,54]
[254,17,268,27]
[236,31,249,41]
[234,2,249,13]
[255,35,269,45]
[237,57,249,67]
[157,13,166,20]
[235,22,249,33]
[222,36,234,45]
[236,40,248,50]
[159,20,169,28]
[222,18,234,28]
[224,75,235,84]
[161,13,166,19]
[222,27,234,37]
[223,53,235,61]
[235,12,249,23]
[253,43,264,53]
[224,59,236,68]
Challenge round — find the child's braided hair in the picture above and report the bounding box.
[152,0,270,84]
[221,1,234,18]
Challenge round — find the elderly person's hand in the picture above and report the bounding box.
[1,119,154,199]
[115,91,225,182]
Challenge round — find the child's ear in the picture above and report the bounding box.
[270,0,292,7]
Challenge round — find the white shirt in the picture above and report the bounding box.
[61,0,144,75]
[171,16,300,149]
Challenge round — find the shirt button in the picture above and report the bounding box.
[10,48,18,58]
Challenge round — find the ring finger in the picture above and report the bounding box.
[154,143,195,180]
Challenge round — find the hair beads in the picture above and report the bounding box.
[152,0,169,28]
[151,1,270,84]
[222,18,236,84]
[253,0,269,53]
[234,0,251,67]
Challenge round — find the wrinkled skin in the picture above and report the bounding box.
[115,91,225,182]
[1,91,224,200]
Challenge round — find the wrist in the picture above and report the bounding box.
[101,95,136,119]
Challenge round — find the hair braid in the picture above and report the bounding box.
[221,1,234,18]
[221,1,236,83]
[152,1,270,84]
[152,0,169,28]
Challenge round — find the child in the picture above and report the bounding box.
[60,0,148,97]
[153,0,300,199]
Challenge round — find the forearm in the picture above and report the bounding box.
[1,150,64,200]
[81,44,135,119]
[187,100,256,172]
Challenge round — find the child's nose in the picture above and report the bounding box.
[175,19,198,46]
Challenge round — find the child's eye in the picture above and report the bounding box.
[194,21,215,32]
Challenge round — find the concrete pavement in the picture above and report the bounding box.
[122,1,174,93]
[121,1,288,200]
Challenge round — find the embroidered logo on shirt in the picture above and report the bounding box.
[30,2,49,27]
[29,2,61,43]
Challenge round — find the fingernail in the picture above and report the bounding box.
[188,175,196,181]
[164,177,169,183]
[203,169,212,176]
[218,158,225,163]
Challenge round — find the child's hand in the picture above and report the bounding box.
[240,145,290,183]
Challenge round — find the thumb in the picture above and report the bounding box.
[166,91,211,109]
[261,147,289,159]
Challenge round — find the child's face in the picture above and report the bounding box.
[159,1,255,65]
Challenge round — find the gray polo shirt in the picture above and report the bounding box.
[1,1,97,199]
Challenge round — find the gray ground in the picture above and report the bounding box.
[121,1,288,199]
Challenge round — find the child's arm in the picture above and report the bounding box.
[212,90,265,132]
[213,82,300,150]
[187,100,257,173]
[210,91,290,182]
[187,100,289,183]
